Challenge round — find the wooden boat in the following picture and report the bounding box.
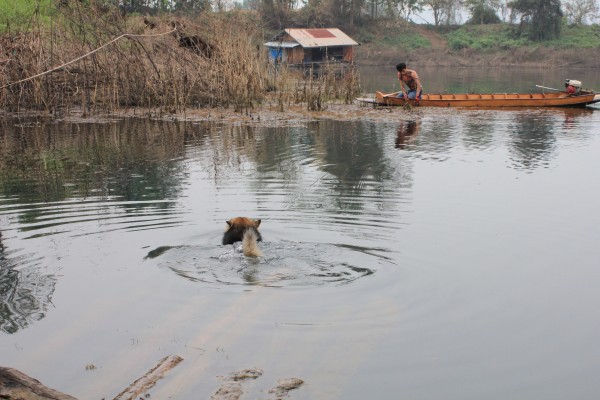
[362,90,600,108]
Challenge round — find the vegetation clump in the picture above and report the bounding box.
[0,1,361,115]
[0,3,276,114]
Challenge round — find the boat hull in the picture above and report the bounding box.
[372,91,600,108]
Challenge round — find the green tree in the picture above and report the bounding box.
[424,0,463,25]
[295,0,365,28]
[509,0,563,41]
[365,0,382,18]
[465,0,501,24]
[386,0,424,21]
[296,0,335,26]
[563,0,599,24]
[259,0,296,29]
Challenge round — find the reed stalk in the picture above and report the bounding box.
[0,4,361,115]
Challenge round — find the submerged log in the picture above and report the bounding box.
[113,355,184,400]
[0,366,77,400]
[1,355,183,400]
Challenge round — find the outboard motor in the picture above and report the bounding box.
[565,79,582,95]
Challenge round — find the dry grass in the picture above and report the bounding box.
[0,5,269,114]
[0,5,361,116]
[293,64,361,111]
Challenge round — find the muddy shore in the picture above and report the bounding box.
[2,100,434,127]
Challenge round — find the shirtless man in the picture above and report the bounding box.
[396,62,423,100]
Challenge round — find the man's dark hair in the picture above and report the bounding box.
[396,63,406,72]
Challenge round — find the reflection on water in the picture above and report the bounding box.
[503,108,594,171]
[508,112,557,170]
[0,232,56,334]
[0,110,595,330]
[0,118,189,204]
[1,108,600,399]
[395,120,420,149]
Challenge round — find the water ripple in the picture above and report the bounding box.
[145,240,392,288]
[0,198,188,239]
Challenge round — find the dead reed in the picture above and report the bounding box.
[0,4,269,114]
[294,63,361,111]
[0,3,360,115]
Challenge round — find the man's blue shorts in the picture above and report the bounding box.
[397,89,422,100]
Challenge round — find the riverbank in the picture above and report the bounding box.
[354,24,600,68]
[356,45,600,68]
[2,10,600,115]
[2,100,434,128]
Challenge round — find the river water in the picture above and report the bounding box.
[1,68,600,399]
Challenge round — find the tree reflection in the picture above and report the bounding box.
[0,118,203,333]
[0,233,56,334]
[507,109,596,170]
[206,120,412,214]
[0,118,191,205]
[309,120,409,212]
[507,112,557,170]
[0,118,200,236]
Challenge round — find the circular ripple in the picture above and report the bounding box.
[145,240,387,288]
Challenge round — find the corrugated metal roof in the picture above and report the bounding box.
[284,28,358,48]
[264,41,300,48]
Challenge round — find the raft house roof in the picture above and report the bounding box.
[265,28,359,49]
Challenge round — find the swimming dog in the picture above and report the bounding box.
[222,217,262,257]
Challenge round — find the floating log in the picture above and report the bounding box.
[0,366,77,400]
[0,355,183,400]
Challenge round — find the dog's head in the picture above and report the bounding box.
[222,217,262,246]
[226,217,261,230]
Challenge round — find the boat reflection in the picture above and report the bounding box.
[559,107,595,130]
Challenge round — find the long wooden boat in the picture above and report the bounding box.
[364,90,600,108]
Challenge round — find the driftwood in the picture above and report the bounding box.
[0,355,183,400]
[113,355,184,400]
[0,367,77,400]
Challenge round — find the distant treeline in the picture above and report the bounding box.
[2,1,598,42]
[103,0,599,42]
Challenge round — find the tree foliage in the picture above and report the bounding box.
[465,0,501,24]
[423,0,463,25]
[259,0,296,29]
[509,0,563,41]
[563,0,600,25]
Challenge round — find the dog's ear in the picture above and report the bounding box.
[254,219,261,228]
[226,220,232,227]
